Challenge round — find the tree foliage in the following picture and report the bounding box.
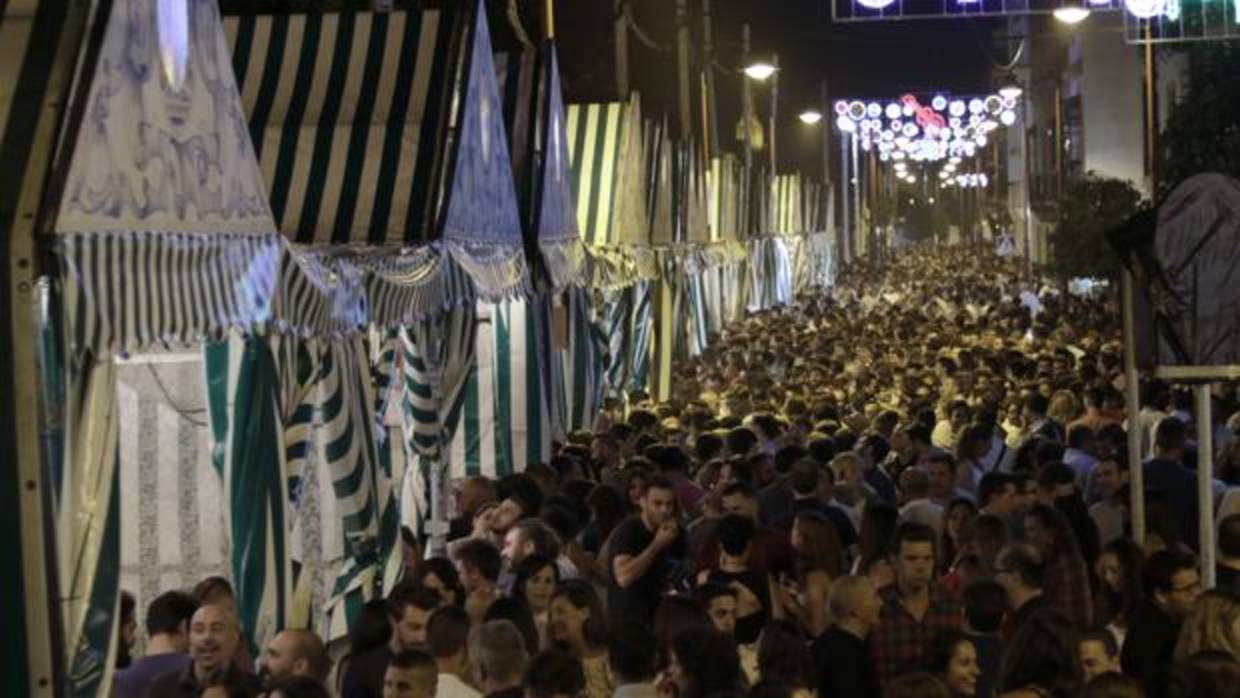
[1047,173,1145,283]
[1156,43,1240,203]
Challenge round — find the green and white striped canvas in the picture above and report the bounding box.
[450,297,555,478]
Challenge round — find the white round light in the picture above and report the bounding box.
[932,95,948,111]
[849,101,867,120]
[985,95,1004,114]
[968,99,984,114]
[886,103,902,120]
[879,152,890,161]
[867,102,882,117]
[857,0,898,9]
[835,100,850,115]
[950,101,966,117]
[902,104,915,117]
[903,123,919,137]
[836,116,856,132]
[1000,110,1017,126]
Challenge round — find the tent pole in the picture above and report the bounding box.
[1196,384,1216,589]
[1122,270,1145,546]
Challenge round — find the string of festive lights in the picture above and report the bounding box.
[833,92,1019,164]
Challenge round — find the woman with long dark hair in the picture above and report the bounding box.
[410,556,466,607]
[776,510,842,637]
[548,580,613,698]
[511,554,559,647]
[1093,538,1144,646]
[334,599,391,696]
[853,503,899,589]
[1025,504,1093,627]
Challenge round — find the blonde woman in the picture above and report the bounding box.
[1174,590,1240,661]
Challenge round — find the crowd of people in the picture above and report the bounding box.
[113,247,1240,698]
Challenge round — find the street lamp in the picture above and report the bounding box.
[1053,0,1091,23]
[998,83,1023,101]
[799,109,823,125]
[744,61,777,81]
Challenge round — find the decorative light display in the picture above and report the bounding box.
[944,172,990,188]
[834,92,1019,165]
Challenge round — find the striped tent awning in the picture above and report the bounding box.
[566,97,649,250]
[224,10,453,246]
[227,1,529,302]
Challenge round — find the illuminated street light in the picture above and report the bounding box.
[744,61,777,81]
[799,109,823,125]
[998,83,1023,101]
[1053,1,1091,23]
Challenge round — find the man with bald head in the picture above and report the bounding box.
[260,628,330,687]
[145,604,261,697]
[812,575,882,698]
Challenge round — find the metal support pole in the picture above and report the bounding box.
[769,54,780,174]
[851,134,861,259]
[701,0,719,157]
[1123,271,1146,546]
[1022,94,1033,274]
[1196,385,1216,589]
[841,135,851,265]
[545,0,555,38]
[741,24,753,173]
[1145,22,1157,198]
[614,0,629,97]
[675,0,691,139]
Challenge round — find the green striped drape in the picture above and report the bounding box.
[450,296,557,479]
[205,335,293,663]
[224,9,454,245]
[400,308,477,555]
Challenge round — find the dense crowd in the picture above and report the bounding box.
[113,247,1240,698]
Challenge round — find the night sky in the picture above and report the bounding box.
[551,0,1004,175]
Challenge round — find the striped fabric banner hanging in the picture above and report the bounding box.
[224,9,454,245]
[628,280,654,395]
[204,335,293,666]
[566,102,625,248]
[559,288,607,432]
[450,297,555,478]
[648,276,677,402]
[598,289,632,396]
[399,309,477,552]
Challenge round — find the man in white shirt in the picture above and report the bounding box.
[427,606,481,698]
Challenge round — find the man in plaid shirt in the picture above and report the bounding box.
[869,521,963,686]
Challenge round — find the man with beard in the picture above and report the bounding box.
[258,629,329,689]
[342,584,442,698]
[608,475,685,628]
[145,604,261,697]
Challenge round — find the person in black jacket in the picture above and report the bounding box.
[1121,549,1201,683]
[813,575,883,698]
